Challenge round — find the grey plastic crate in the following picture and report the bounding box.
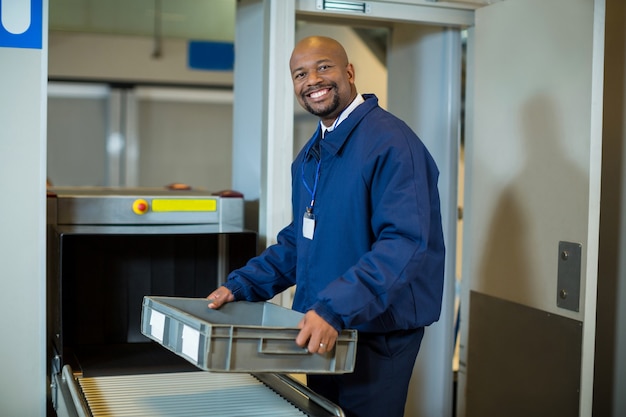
[141,296,357,374]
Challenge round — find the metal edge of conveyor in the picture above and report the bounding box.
[53,367,344,417]
[253,373,345,417]
[53,365,91,417]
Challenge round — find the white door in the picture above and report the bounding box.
[458,0,604,416]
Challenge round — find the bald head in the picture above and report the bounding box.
[289,36,357,126]
[290,36,350,69]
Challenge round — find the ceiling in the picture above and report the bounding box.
[49,0,392,64]
[49,0,236,42]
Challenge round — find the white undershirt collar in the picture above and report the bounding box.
[320,93,364,138]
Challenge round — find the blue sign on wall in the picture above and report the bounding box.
[0,0,43,49]
[188,41,234,72]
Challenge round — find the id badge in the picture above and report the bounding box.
[303,211,315,240]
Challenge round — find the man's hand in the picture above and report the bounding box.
[206,286,235,309]
[296,310,339,354]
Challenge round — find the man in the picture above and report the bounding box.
[208,36,445,417]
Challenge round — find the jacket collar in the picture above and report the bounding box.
[318,94,379,157]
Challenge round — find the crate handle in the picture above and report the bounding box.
[258,338,310,355]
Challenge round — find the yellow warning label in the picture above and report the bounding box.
[151,199,217,212]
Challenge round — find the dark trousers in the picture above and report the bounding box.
[307,327,425,417]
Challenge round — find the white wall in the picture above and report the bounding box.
[49,31,232,86]
[47,85,235,191]
[0,2,48,416]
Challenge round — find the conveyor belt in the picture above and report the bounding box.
[78,371,308,417]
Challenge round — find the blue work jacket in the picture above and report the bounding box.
[224,94,445,333]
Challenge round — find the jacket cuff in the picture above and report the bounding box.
[311,301,344,333]
[222,280,246,301]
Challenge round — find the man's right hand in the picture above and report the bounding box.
[206,286,235,309]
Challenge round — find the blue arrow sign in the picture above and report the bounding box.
[0,0,43,49]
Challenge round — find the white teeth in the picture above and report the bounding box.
[310,90,327,99]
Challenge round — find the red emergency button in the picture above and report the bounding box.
[132,199,149,215]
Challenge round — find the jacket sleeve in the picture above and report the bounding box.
[223,221,298,302]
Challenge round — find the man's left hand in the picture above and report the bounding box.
[296,310,339,354]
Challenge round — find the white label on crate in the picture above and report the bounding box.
[182,325,200,363]
[149,311,166,342]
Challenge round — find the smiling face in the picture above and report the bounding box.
[289,36,357,127]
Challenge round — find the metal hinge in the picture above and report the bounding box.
[556,241,582,312]
[317,0,372,14]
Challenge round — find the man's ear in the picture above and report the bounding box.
[346,63,356,85]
